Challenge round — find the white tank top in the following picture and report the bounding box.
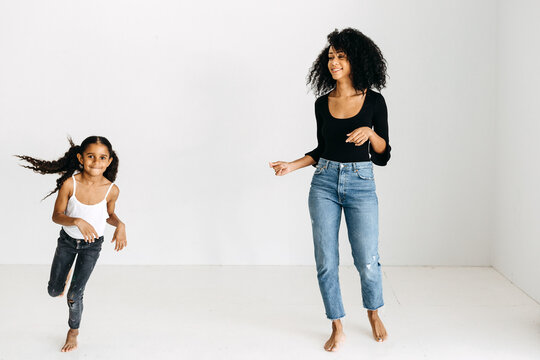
[62,175,115,239]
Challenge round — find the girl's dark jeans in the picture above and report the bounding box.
[47,229,103,329]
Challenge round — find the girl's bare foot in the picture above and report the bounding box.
[61,329,78,352]
[367,310,387,342]
[324,319,346,352]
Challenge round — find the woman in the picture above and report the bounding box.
[269,28,391,351]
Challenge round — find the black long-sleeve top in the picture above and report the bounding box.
[305,89,391,166]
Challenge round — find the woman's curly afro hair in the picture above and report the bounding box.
[307,28,388,97]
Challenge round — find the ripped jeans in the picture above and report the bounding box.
[308,158,383,320]
[47,229,103,329]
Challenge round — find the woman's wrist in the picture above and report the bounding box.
[287,161,296,172]
[367,128,376,140]
[290,160,305,172]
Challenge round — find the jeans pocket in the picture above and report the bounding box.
[314,164,326,175]
[355,167,374,180]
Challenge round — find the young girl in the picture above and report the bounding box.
[270,28,391,351]
[17,135,127,352]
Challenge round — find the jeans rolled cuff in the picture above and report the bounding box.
[365,303,384,311]
[327,313,346,321]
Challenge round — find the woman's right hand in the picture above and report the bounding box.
[74,218,99,242]
[269,161,293,176]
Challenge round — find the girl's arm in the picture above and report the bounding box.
[106,185,127,251]
[52,177,99,242]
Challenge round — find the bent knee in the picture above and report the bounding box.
[47,286,63,297]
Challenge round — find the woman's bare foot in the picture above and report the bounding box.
[61,329,78,352]
[367,310,387,342]
[324,319,346,352]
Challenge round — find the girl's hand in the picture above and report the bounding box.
[111,224,127,251]
[74,218,99,242]
[269,161,293,176]
[346,127,374,146]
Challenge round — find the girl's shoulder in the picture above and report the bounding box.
[107,183,120,202]
[59,176,75,196]
[110,183,120,194]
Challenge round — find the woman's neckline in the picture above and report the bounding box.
[326,89,370,120]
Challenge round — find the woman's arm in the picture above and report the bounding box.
[304,99,325,167]
[106,185,127,251]
[269,155,316,176]
[368,130,387,154]
[369,95,391,165]
[269,99,323,175]
[345,94,391,165]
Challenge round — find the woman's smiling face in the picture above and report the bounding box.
[328,46,351,81]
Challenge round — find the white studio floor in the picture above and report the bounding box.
[0,265,539,360]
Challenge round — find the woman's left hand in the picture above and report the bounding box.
[346,127,373,146]
[112,224,127,251]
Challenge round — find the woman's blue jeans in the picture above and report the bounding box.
[308,158,384,320]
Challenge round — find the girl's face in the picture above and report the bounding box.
[328,46,351,81]
[77,143,113,177]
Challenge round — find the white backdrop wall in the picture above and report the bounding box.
[0,0,496,265]
[493,0,540,302]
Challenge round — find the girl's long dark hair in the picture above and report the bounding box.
[16,136,119,200]
[307,28,388,96]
